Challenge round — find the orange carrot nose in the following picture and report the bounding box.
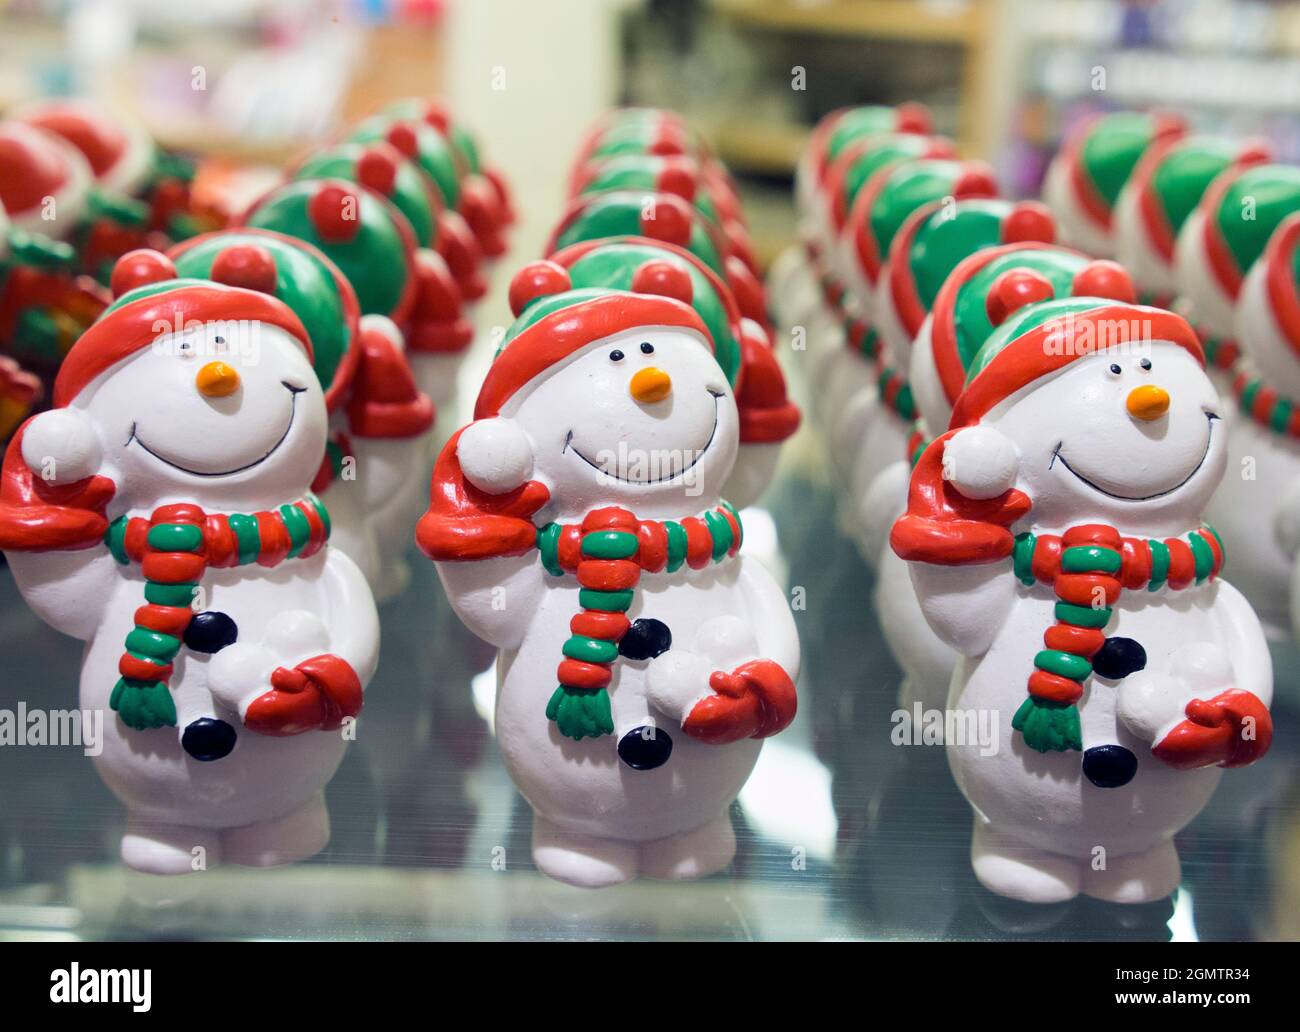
[1127,384,1170,421]
[196,361,241,398]
[630,366,672,403]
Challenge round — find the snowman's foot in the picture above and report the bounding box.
[639,813,736,881]
[1083,839,1181,904]
[531,816,637,888]
[971,821,1081,903]
[120,815,221,875]
[223,792,330,868]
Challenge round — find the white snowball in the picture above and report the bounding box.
[20,408,102,483]
[457,417,534,495]
[942,426,1019,500]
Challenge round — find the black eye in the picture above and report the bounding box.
[609,349,625,362]
[214,336,225,345]
[180,341,192,351]
[1109,363,1122,375]
[640,342,654,354]
[1140,357,1152,370]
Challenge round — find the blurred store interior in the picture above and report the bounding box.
[1,0,1299,941]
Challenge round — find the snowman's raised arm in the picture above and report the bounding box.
[417,420,550,651]
[0,412,120,641]
[891,427,1027,656]
[319,547,381,687]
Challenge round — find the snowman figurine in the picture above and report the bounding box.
[1113,135,1270,307]
[1206,212,1300,696]
[892,285,1273,903]
[1174,162,1300,380]
[418,258,800,887]
[880,246,1135,719]
[1042,110,1185,259]
[0,249,379,873]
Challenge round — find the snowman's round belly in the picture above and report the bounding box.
[496,572,762,842]
[949,589,1224,859]
[83,565,348,829]
[1205,418,1300,634]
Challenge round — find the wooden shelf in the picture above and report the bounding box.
[715,0,982,45]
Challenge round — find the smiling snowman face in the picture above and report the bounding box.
[509,326,737,518]
[81,318,326,508]
[993,340,1224,533]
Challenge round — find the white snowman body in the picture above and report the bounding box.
[1206,253,1300,698]
[434,324,799,887]
[905,339,1272,902]
[5,315,379,874]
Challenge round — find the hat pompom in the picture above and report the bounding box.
[986,268,1056,327]
[1072,259,1136,303]
[896,102,933,134]
[658,159,698,202]
[357,146,398,196]
[110,248,176,298]
[631,259,693,305]
[309,183,362,243]
[384,122,420,159]
[953,162,999,200]
[421,101,450,133]
[640,195,692,246]
[1002,201,1056,245]
[736,319,801,444]
[509,260,571,316]
[210,243,278,295]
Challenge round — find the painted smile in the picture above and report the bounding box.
[564,390,722,485]
[1050,412,1218,502]
[129,381,306,478]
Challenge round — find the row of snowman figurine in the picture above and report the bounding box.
[768,103,1283,904]
[0,104,808,890]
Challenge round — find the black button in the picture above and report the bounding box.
[618,725,673,770]
[618,618,672,660]
[1082,744,1138,789]
[1092,637,1146,680]
[182,718,238,762]
[184,611,238,653]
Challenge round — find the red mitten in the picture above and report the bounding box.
[681,659,797,745]
[244,654,363,736]
[1152,689,1273,770]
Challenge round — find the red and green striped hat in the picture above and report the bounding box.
[544,189,768,327]
[1197,162,1300,301]
[953,292,1201,430]
[810,103,932,192]
[168,228,360,413]
[54,248,310,408]
[347,113,463,211]
[825,133,955,233]
[477,258,715,420]
[849,158,999,285]
[885,198,1056,344]
[1054,110,1185,234]
[240,177,418,326]
[292,140,442,249]
[928,244,1127,407]
[1127,135,1270,265]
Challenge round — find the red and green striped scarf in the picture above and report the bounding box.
[103,496,331,731]
[1231,370,1300,438]
[1009,523,1224,753]
[535,503,743,741]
